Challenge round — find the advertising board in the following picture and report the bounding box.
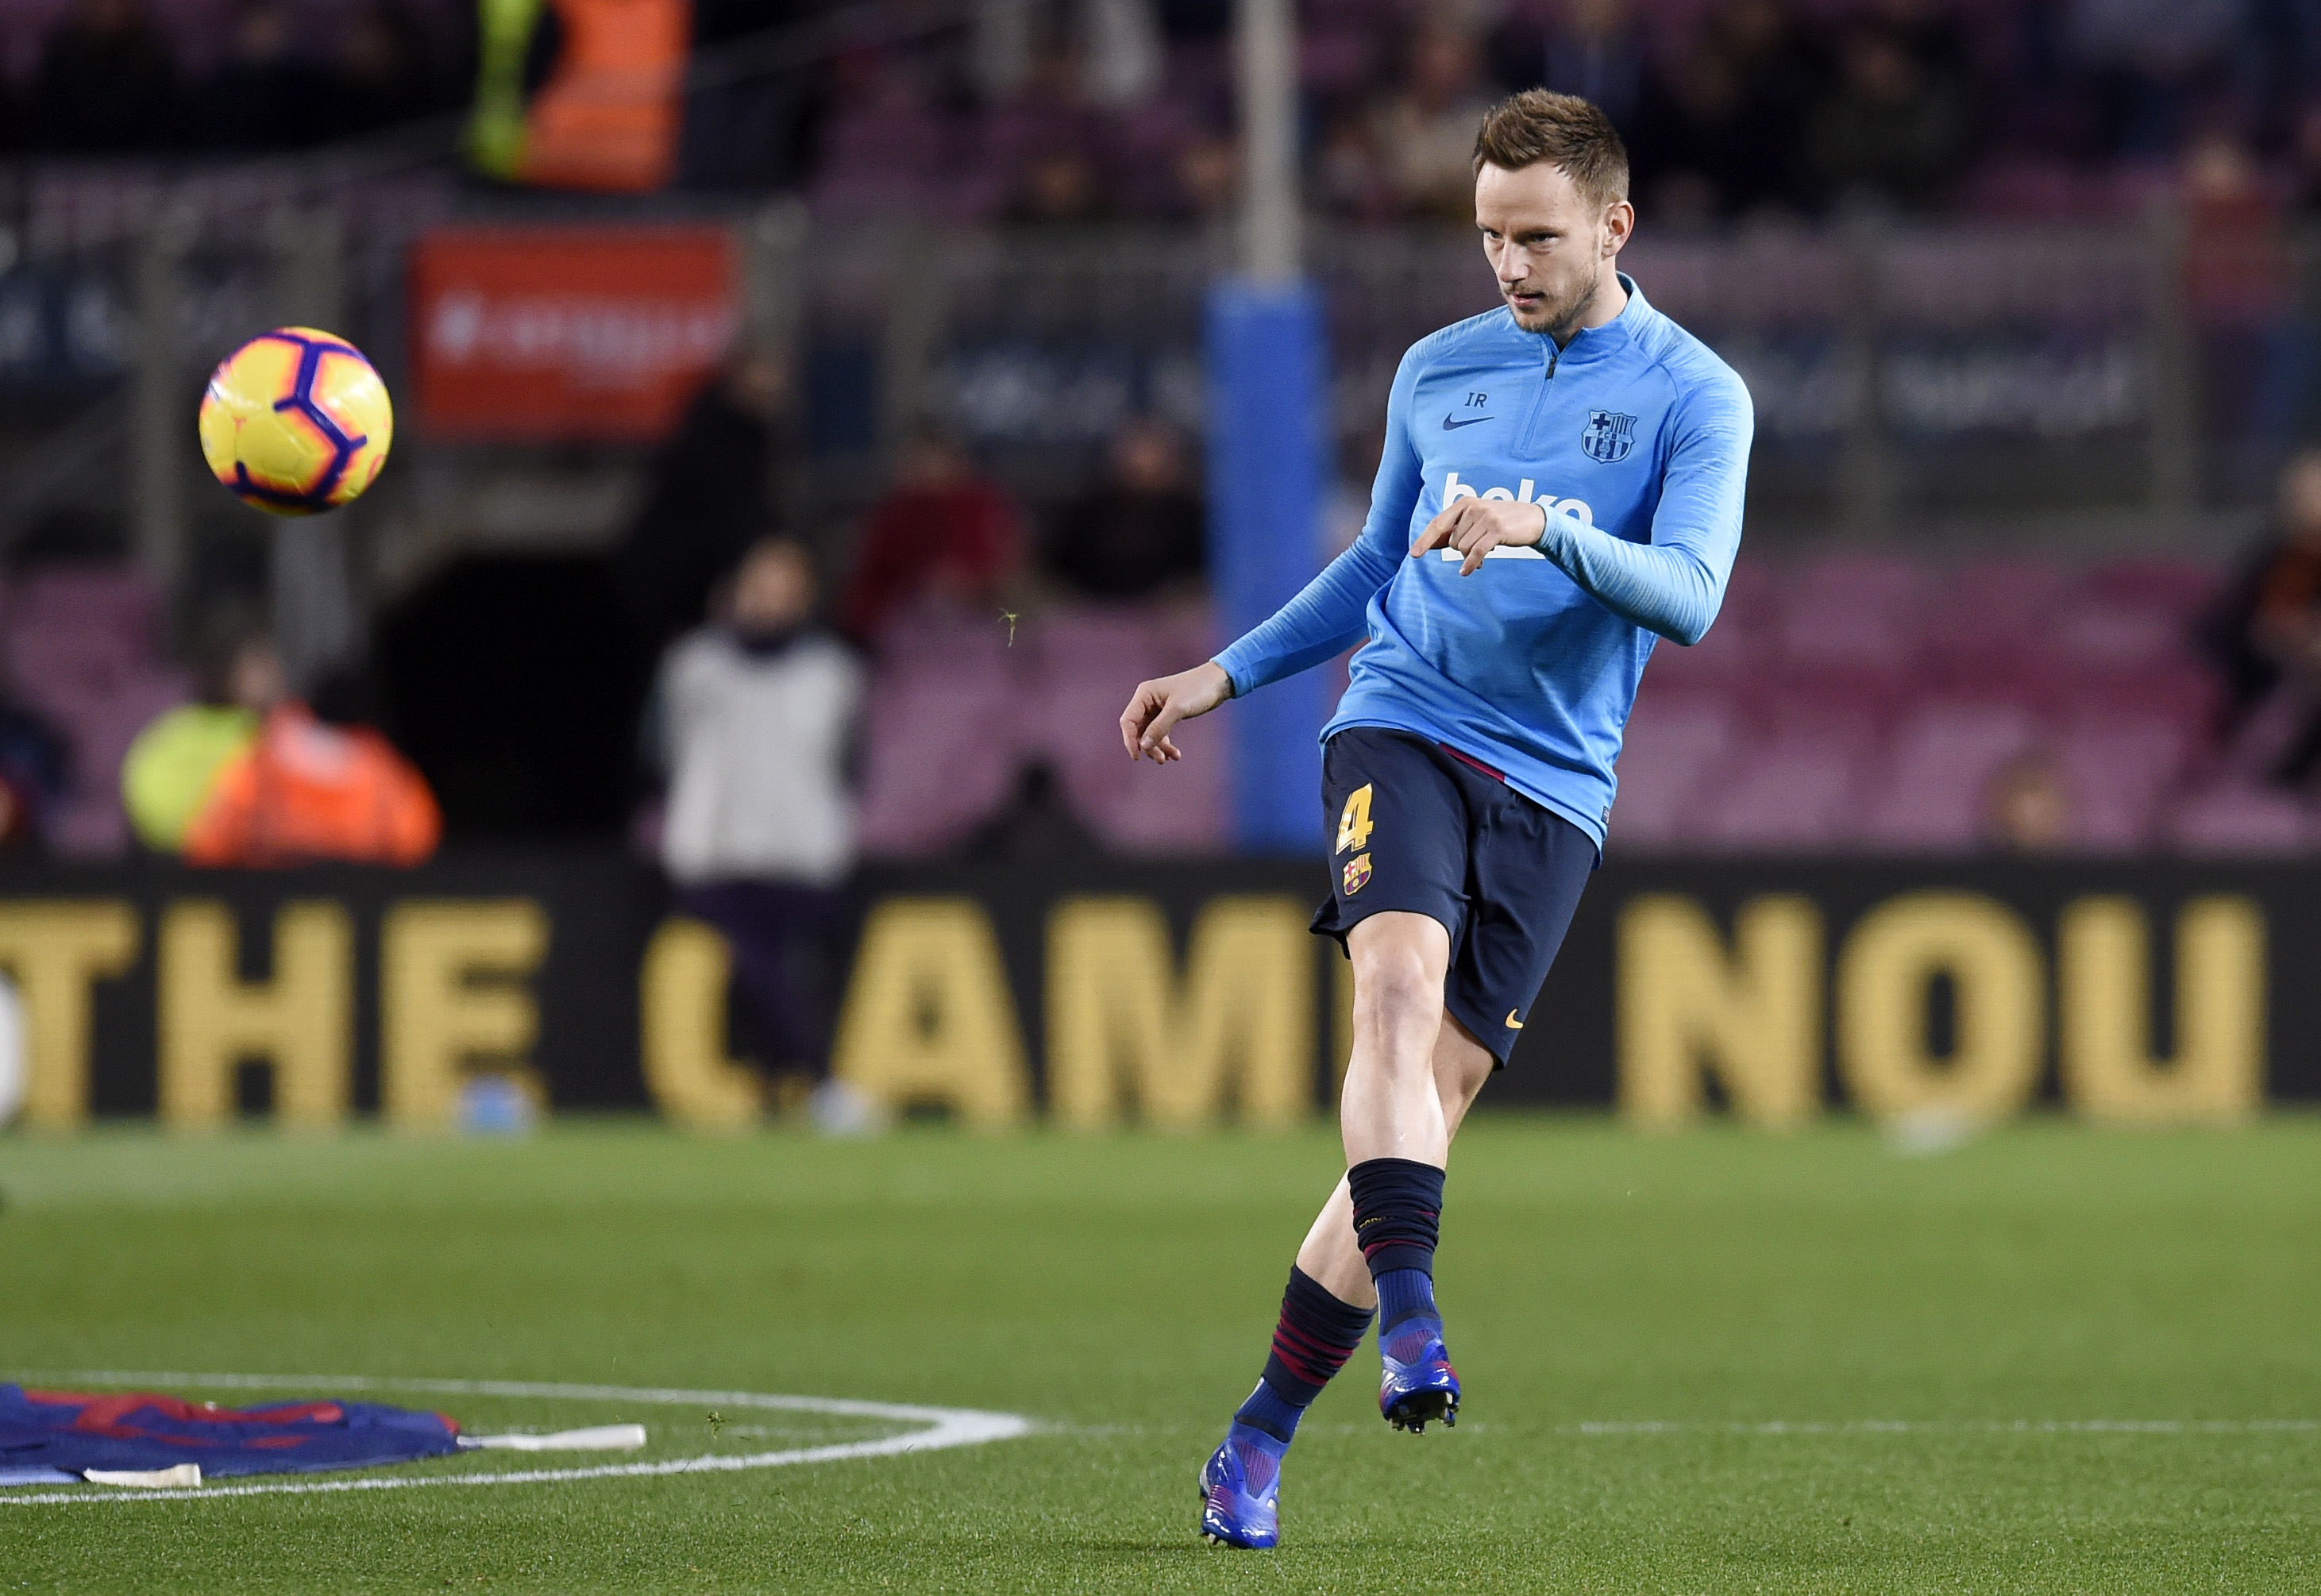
[410,226,738,441]
[2,854,2309,1129]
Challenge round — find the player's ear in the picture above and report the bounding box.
[1602,198,1634,256]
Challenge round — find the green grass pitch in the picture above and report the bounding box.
[2,1116,2316,1592]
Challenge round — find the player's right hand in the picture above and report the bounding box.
[1120,661,1232,764]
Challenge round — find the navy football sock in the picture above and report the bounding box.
[1348,1157,1445,1328]
[1374,1266,1438,1332]
[1233,1266,1374,1444]
[1347,1156,1444,1275]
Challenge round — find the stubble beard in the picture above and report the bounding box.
[1507,260,1601,341]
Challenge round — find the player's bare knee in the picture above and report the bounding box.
[1351,958,1444,1053]
[1347,918,1442,997]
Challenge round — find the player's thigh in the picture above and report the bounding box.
[1344,910,1452,1026]
[1314,728,1474,958]
[1443,796,1597,1066]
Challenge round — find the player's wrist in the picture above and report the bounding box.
[1529,500,1552,549]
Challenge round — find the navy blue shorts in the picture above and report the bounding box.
[1313,727,1597,1066]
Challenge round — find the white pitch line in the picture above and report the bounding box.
[1566,1419,2319,1436]
[1,1373,1032,1506]
[1053,1417,2316,1439]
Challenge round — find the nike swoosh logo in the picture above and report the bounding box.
[1442,414,1494,430]
[1505,1010,1524,1030]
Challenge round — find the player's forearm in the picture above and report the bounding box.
[1533,509,1725,646]
[1215,543,1392,695]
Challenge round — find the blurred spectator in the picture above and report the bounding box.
[122,629,260,854]
[0,679,69,854]
[1371,22,1498,222]
[1315,108,1391,222]
[961,761,1100,862]
[840,431,1025,645]
[31,0,179,152]
[680,0,830,191]
[1081,0,1164,109]
[1041,418,1205,601]
[618,344,791,661]
[1166,127,1240,222]
[2067,0,2237,157]
[125,677,253,854]
[131,632,440,866]
[2183,127,2288,318]
[655,538,863,1081]
[196,0,324,151]
[1982,750,2072,852]
[326,0,441,139]
[1007,147,1116,226]
[2204,448,2321,784]
[976,1,1159,110]
[1492,0,1648,135]
[1805,21,1974,210]
[2177,128,2304,478]
[1630,0,1826,221]
[2290,104,2321,216]
[807,49,954,218]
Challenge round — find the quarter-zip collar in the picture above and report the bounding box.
[1506,272,1647,376]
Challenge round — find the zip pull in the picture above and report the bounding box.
[1545,344,1560,381]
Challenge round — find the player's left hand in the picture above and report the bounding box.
[1411,498,1550,576]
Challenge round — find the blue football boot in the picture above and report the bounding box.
[1197,1424,1286,1548]
[1378,1313,1460,1433]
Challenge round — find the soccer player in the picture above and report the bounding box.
[1116,90,1752,1549]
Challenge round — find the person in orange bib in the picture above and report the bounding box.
[179,635,440,869]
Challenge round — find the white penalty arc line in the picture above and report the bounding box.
[1,1372,1034,1506]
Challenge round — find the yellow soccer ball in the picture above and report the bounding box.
[198,327,394,515]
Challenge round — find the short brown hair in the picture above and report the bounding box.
[1472,90,1629,207]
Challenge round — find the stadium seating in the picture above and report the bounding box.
[854,551,2290,861]
[854,600,1226,858]
[0,565,187,858]
[2166,781,2314,853]
[0,551,2300,862]
[1606,551,2236,856]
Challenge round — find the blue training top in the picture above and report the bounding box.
[1213,274,1754,850]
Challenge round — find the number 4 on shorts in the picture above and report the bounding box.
[1336,784,1374,854]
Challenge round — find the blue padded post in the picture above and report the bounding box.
[1205,277,1328,855]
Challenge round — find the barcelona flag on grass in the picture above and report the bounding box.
[0,1386,461,1485]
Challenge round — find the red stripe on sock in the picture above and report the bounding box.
[1272,1320,1342,1359]
[1271,1318,1361,1386]
[1269,1341,1333,1386]
[1270,1349,1337,1387]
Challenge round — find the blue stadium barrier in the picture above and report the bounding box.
[1204,278,1329,855]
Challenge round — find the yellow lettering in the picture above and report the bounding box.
[1335,785,1374,854]
[1837,892,2043,1124]
[157,901,352,1129]
[639,916,764,1130]
[1617,894,1822,1128]
[1047,896,1313,1129]
[2060,896,2264,1126]
[381,900,549,1129]
[829,899,1027,1128]
[0,901,140,1130]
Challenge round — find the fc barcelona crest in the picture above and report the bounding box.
[1581,410,1637,464]
[1343,852,1372,895]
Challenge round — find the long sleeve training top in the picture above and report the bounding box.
[1213,276,1754,850]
